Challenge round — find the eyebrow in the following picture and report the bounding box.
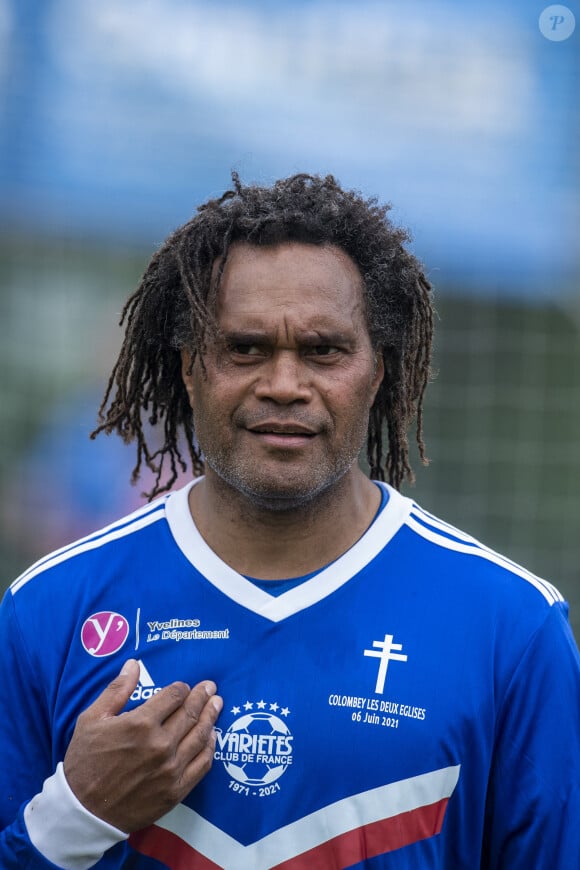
[221,329,356,346]
[220,330,271,345]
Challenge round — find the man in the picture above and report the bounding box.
[0,173,578,868]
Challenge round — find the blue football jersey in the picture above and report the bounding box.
[1,480,579,868]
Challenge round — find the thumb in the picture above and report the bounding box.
[88,659,141,720]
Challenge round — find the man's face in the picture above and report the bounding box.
[182,241,384,509]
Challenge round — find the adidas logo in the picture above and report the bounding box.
[130,660,162,701]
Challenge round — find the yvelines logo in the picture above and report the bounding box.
[131,660,162,702]
[81,611,130,657]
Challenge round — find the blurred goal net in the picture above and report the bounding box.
[405,290,580,638]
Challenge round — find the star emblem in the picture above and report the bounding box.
[229,699,291,719]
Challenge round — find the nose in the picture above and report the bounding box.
[253,351,312,404]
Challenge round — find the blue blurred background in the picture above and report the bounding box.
[1,0,579,632]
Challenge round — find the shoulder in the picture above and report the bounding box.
[8,493,172,603]
[2,491,180,677]
[403,494,562,606]
[378,484,565,633]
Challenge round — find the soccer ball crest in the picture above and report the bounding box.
[215,708,293,787]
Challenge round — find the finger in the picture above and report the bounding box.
[162,682,219,741]
[174,692,223,764]
[86,659,141,719]
[181,730,218,793]
[185,682,220,721]
[130,679,195,724]
[173,696,223,796]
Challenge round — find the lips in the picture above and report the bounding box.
[244,421,319,450]
[247,422,317,436]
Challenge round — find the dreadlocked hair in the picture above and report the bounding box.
[92,171,434,498]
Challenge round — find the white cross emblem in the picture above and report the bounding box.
[364,633,408,694]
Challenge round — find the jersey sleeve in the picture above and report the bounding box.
[0,590,126,869]
[0,806,64,869]
[0,588,57,867]
[482,601,580,866]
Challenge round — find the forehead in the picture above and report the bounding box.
[214,242,367,329]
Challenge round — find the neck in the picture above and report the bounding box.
[187,467,382,579]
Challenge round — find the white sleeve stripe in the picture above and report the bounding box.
[409,506,563,604]
[10,497,168,592]
[406,515,562,606]
[411,504,484,543]
[11,509,166,595]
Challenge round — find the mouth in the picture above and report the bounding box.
[245,422,318,448]
[247,423,317,436]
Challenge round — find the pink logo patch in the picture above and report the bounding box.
[81,611,130,657]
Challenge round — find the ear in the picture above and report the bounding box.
[181,350,195,408]
[370,350,384,402]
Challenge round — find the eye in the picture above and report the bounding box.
[230,343,264,357]
[309,345,341,357]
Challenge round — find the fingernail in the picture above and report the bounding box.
[212,695,223,714]
[121,659,137,676]
[205,681,217,697]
